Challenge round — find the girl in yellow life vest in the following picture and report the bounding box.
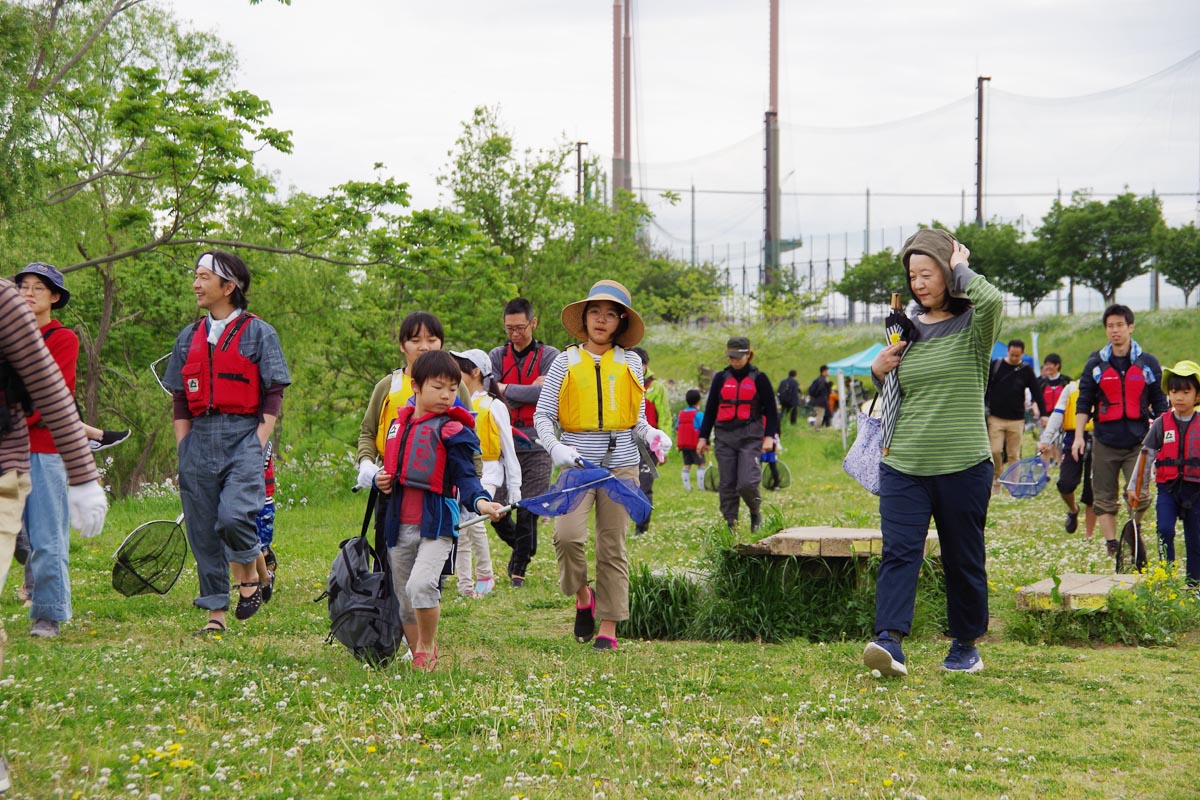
[450,349,523,598]
[1038,379,1097,537]
[534,280,672,652]
[356,312,446,490]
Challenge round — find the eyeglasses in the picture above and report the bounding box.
[18,281,49,295]
[586,308,623,323]
[503,322,532,335]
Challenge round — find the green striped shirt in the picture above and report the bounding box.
[882,268,1003,476]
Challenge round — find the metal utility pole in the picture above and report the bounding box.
[623,0,632,195]
[690,184,696,267]
[762,0,781,288]
[611,1,623,205]
[975,75,991,226]
[576,142,588,203]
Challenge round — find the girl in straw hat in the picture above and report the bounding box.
[533,280,672,651]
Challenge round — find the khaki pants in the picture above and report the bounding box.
[987,416,1025,484]
[0,471,33,676]
[553,465,638,623]
[1091,438,1148,517]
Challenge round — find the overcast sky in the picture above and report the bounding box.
[173,0,1200,310]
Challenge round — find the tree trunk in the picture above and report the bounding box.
[81,265,117,426]
[122,428,158,497]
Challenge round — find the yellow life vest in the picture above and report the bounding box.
[1062,384,1094,432]
[558,345,644,433]
[473,394,501,461]
[374,370,415,455]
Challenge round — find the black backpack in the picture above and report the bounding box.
[315,487,403,667]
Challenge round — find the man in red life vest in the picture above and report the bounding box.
[163,252,291,635]
[489,298,560,587]
[1036,353,1071,465]
[1072,304,1168,556]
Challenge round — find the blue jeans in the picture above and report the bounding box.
[24,453,71,622]
[875,459,992,641]
[1155,486,1200,585]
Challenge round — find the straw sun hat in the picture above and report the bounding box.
[560,280,645,347]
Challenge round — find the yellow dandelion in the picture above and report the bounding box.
[175,727,186,734]
[168,743,183,753]
[709,756,722,766]
[366,745,377,753]
[130,754,141,764]
[759,738,771,745]
[884,778,894,787]
[169,758,194,769]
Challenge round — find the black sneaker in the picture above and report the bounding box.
[750,513,763,533]
[90,429,131,452]
[1064,511,1079,533]
[1105,539,1119,556]
[574,587,596,643]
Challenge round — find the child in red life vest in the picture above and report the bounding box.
[1131,360,1200,586]
[374,350,506,671]
[675,388,706,491]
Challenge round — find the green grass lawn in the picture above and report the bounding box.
[5,422,1200,800]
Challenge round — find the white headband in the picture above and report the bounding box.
[196,253,245,293]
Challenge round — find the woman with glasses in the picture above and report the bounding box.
[533,280,671,651]
[696,336,779,532]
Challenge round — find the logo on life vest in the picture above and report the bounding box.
[187,378,199,394]
[1165,430,1177,444]
[387,420,400,441]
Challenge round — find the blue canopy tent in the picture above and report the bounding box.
[828,343,885,448]
[990,340,1036,368]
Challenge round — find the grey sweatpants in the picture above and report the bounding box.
[178,414,264,611]
[714,422,765,526]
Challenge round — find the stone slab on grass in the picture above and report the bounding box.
[735,527,940,559]
[1016,573,1142,611]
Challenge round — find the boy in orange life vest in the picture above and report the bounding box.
[1072,304,1168,556]
[374,350,506,671]
[696,336,779,531]
[163,252,290,635]
[1130,360,1200,585]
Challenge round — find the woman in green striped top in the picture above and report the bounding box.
[861,229,1003,678]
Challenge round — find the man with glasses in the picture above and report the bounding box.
[489,298,560,587]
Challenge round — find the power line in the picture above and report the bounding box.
[633,186,1198,198]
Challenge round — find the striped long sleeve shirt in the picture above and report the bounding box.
[0,279,99,484]
[882,266,1004,476]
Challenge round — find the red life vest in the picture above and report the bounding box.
[676,408,700,449]
[1096,355,1147,423]
[500,343,544,427]
[382,406,473,497]
[1155,414,1200,483]
[182,313,261,417]
[716,367,760,424]
[1042,381,1067,415]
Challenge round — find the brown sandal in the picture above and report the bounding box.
[235,581,263,621]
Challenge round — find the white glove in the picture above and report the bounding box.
[647,428,672,464]
[67,481,108,539]
[549,442,582,469]
[507,485,522,505]
[356,459,381,490]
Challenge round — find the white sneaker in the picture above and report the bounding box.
[30,619,59,638]
[0,754,11,793]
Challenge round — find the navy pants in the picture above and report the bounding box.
[1156,485,1200,585]
[875,459,992,641]
[714,421,764,526]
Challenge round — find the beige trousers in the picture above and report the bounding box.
[987,416,1025,483]
[553,465,638,622]
[0,471,32,675]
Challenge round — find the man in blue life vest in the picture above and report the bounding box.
[489,298,560,587]
[1072,304,1168,556]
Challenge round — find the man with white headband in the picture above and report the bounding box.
[162,251,291,636]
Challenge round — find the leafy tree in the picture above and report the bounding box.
[1153,222,1200,307]
[835,248,902,307]
[1036,191,1163,305]
[954,220,1058,314]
